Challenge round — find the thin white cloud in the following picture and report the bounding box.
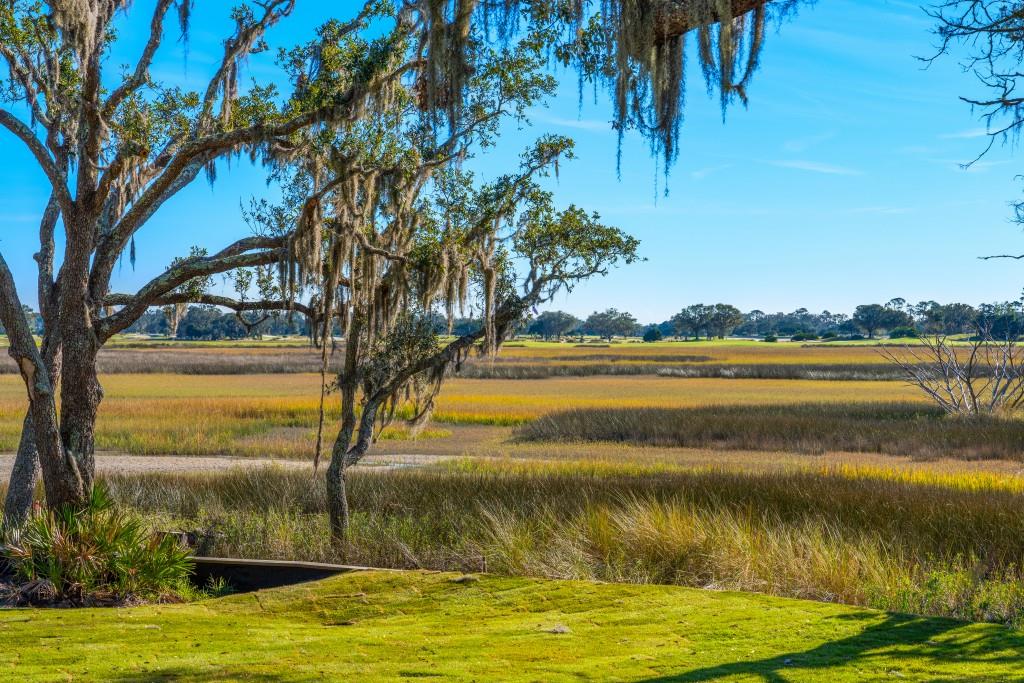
[939,128,990,140]
[848,206,914,215]
[926,158,1011,173]
[531,112,610,132]
[690,164,731,180]
[963,159,1011,173]
[782,131,834,153]
[768,160,863,176]
[898,145,935,155]
[0,213,40,224]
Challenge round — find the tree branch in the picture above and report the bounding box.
[103,0,176,117]
[95,236,289,339]
[104,292,313,318]
[0,110,72,215]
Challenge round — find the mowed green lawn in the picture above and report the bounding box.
[2,571,1022,681]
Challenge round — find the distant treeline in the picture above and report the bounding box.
[526,298,1024,341]
[7,297,1023,342]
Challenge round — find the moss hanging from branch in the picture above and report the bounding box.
[419,0,799,170]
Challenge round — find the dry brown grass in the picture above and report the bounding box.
[0,339,947,377]
[0,374,924,456]
[516,404,1024,460]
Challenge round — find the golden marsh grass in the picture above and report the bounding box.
[90,459,1024,626]
[0,374,924,456]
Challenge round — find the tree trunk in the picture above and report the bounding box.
[325,450,350,541]
[4,335,62,525]
[2,414,39,527]
[326,397,378,541]
[0,254,79,511]
[54,229,103,507]
[57,347,102,501]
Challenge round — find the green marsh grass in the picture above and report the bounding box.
[91,460,1024,626]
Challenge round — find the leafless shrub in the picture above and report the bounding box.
[882,336,1024,416]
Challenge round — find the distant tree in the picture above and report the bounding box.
[583,308,637,341]
[22,306,40,335]
[939,303,979,334]
[123,309,170,335]
[0,306,41,335]
[176,306,224,340]
[529,311,581,340]
[885,297,908,313]
[671,304,714,340]
[976,302,1024,339]
[837,318,861,336]
[888,326,919,339]
[655,320,676,338]
[708,303,744,339]
[642,326,663,343]
[852,304,889,339]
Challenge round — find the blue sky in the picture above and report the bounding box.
[1,0,1022,324]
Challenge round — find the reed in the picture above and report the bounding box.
[81,461,1024,626]
[516,403,1024,460]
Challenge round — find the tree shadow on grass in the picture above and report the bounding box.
[105,669,295,682]
[643,611,1024,682]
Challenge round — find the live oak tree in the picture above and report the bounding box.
[249,22,639,535]
[671,303,714,340]
[583,308,639,340]
[708,303,743,338]
[529,310,582,340]
[0,0,396,523]
[0,0,789,528]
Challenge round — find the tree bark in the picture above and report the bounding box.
[0,254,77,510]
[2,414,39,527]
[325,447,351,541]
[57,341,102,500]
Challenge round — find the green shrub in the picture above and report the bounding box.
[1,486,194,606]
[763,335,778,343]
[642,328,663,343]
[888,326,919,339]
[790,332,819,341]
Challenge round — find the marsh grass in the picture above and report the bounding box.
[90,461,1024,625]
[455,362,913,379]
[0,375,922,455]
[0,341,952,379]
[516,403,1024,460]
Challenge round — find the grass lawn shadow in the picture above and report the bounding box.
[646,611,1024,682]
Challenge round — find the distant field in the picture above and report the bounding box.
[518,403,1024,460]
[0,374,924,456]
[0,336,948,378]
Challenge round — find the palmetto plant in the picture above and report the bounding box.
[1,486,193,605]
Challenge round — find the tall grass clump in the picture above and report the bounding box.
[99,462,1024,626]
[516,403,1024,460]
[0,486,194,606]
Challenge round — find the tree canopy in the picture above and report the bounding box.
[0,0,657,533]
